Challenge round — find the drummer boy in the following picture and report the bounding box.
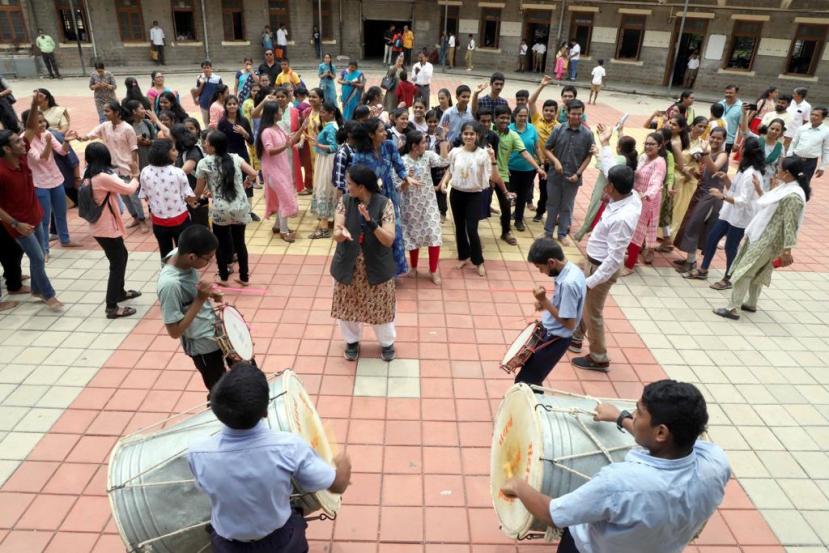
[517,238,585,387]
[188,362,352,552]
[500,379,730,553]
[157,224,249,392]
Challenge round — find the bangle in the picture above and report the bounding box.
[366,219,379,231]
[10,220,17,228]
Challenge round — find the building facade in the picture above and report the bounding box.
[1,0,827,95]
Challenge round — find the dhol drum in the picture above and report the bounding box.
[490,383,636,540]
[108,369,340,553]
[213,304,254,361]
[500,321,553,374]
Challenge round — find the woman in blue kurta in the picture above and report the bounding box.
[351,118,417,276]
[337,60,365,121]
[309,103,343,238]
[318,54,338,106]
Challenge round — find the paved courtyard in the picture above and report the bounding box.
[0,68,827,553]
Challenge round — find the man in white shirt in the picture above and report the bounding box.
[788,106,829,187]
[785,87,811,150]
[568,41,581,81]
[760,94,793,130]
[532,41,546,73]
[465,34,476,71]
[413,51,434,108]
[149,21,166,66]
[518,40,528,72]
[276,25,289,58]
[683,50,700,88]
[569,164,642,372]
[447,33,456,69]
[588,59,606,105]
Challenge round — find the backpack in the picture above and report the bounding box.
[77,178,114,224]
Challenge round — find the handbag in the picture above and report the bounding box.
[381,70,398,91]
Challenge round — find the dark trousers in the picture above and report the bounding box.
[435,187,447,216]
[797,156,818,187]
[0,223,24,295]
[41,52,60,77]
[213,223,249,282]
[404,47,412,65]
[725,143,734,155]
[557,528,581,553]
[514,334,571,386]
[509,169,537,224]
[536,165,549,217]
[493,183,513,235]
[0,99,20,133]
[449,188,484,266]
[189,204,210,228]
[153,45,165,65]
[210,509,308,553]
[700,219,744,274]
[416,84,430,108]
[152,219,191,259]
[192,350,232,391]
[94,236,128,309]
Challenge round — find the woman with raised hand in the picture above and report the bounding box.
[308,102,343,239]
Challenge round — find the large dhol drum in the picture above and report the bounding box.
[108,369,340,553]
[490,384,636,540]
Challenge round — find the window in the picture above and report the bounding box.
[222,0,245,41]
[56,0,90,42]
[724,20,761,70]
[116,0,145,42]
[312,0,334,41]
[269,0,290,32]
[439,5,459,36]
[785,24,828,76]
[615,14,645,60]
[172,0,196,41]
[0,0,28,44]
[479,8,501,48]
[569,13,593,56]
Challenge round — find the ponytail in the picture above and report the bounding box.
[206,131,238,202]
[618,136,638,171]
[781,157,811,201]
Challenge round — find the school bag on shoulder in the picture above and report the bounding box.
[78,178,115,223]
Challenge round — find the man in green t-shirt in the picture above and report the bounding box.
[35,29,60,79]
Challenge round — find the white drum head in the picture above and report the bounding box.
[283,371,342,516]
[490,383,544,538]
[502,323,537,365]
[222,306,254,360]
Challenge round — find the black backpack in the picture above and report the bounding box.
[77,178,114,223]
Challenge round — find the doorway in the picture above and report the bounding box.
[664,17,708,87]
[523,10,552,71]
[363,19,412,59]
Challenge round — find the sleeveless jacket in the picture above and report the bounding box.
[330,193,396,285]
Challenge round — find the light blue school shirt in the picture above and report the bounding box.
[508,122,539,172]
[550,440,731,553]
[718,99,743,144]
[540,260,585,338]
[439,105,474,144]
[187,420,336,541]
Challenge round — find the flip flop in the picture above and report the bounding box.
[106,306,137,319]
[683,269,708,280]
[709,280,732,290]
[713,307,740,320]
[119,290,143,301]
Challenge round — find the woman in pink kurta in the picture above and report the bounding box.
[256,101,303,242]
[623,131,667,274]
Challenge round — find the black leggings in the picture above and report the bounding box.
[94,236,128,309]
[509,169,537,224]
[449,188,483,266]
[213,224,249,282]
[536,164,549,217]
[152,218,191,259]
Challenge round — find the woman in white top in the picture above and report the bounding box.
[139,139,195,258]
[440,121,492,277]
[686,136,765,288]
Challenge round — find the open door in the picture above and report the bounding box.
[663,17,708,87]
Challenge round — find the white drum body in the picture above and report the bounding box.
[491,384,636,539]
[214,305,254,361]
[108,370,340,553]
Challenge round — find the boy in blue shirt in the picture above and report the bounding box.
[188,362,352,552]
[192,61,224,126]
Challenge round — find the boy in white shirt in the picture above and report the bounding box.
[589,60,606,105]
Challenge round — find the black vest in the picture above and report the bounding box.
[330,193,396,285]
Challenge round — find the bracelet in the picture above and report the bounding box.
[366,219,379,231]
[10,219,18,228]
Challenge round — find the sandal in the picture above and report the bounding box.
[309,228,331,239]
[741,304,757,313]
[709,279,732,290]
[683,269,708,280]
[119,290,143,301]
[713,307,740,320]
[280,231,296,243]
[106,306,136,319]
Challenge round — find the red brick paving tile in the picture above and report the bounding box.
[0,530,53,553]
[134,351,174,370]
[720,480,755,510]
[420,342,450,360]
[421,378,454,398]
[460,448,490,475]
[319,375,355,396]
[66,436,117,464]
[456,399,492,421]
[694,548,739,553]
[342,473,381,505]
[422,421,459,447]
[86,369,129,388]
[316,395,352,419]
[1,462,59,493]
[446,314,474,328]
[738,547,787,553]
[612,381,645,400]
[120,369,161,389]
[0,493,35,528]
[720,510,778,545]
[344,444,383,473]
[117,333,154,351]
[351,397,386,419]
[420,327,448,343]
[85,411,133,436]
[306,520,333,542]
[385,421,422,446]
[395,342,420,359]
[268,338,300,355]
[464,475,492,508]
[386,398,421,420]
[382,474,423,506]
[484,379,513,399]
[70,388,115,411]
[293,355,326,374]
[467,508,513,544]
[421,399,456,420]
[425,507,470,543]
[330,542,378,553]
[450,361,483,378]
[424,545,471,553]
[81,466,108,497]
[148,335,180,352]
[332,505,380,541]
[381,545,424,553]
[323,356,357,375]
[449,343,480,361]
[139,390,183,413]
[419,360,450,378]
[90,534,125,553]
[693,511,737,545]
[424,474,465,506]
[383,446,422,474]
[347,420,385,445]
[581,381,618,398]
[423,447,462,474]
[453,379,488,399]
[379,506,423,542]
[26,434,80,462]
[104,388,149,411]
[458,422,493,447]
[16,494,76,530]
[42,463,98,495]
[43,531,99,553]
[59,496,110,532]
[478,344,507,362]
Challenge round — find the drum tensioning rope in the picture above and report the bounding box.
[511,526,564,542]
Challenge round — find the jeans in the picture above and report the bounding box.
[15,230,55,300]
[514,334,572,386]
[509,169,536,225]
[35,186,70,254]
[213,223,249,282]
[439,46,446,66]
[545,177,580,238]
[119,176,145,221]
[568,60,579,80]
[94,236,128,309]
[152,219,191,259]
[700,219,744,274]
[449,188,483,266]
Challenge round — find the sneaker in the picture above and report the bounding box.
[344,342,360,361]
[381,344,396,362]
[568,339,583,353]
[532,215,543,223]
[572,355,610,372]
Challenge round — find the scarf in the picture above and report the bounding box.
[764,140,783,166]
[744,181,806,244]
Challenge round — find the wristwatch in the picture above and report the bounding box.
[616,410,633,432]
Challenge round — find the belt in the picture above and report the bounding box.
[587,255,603,266]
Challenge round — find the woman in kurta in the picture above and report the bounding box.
[318,53,338,105]
[351,118,416,276]
[331,164,398,362]
[382,55,405,113]
[207,84,228,129]
[273,87,305,194]
[256,101,305,242]
[665,115,708,248]
[309,103,343,239]
[395,130,449,285]
[622,132,667,275]
[338,60,365,121]
[35,89,70,133]
[301,88,323,194]
[361,86,388,123]
[738,105,785,192]
[654,117,689,256]
[147,71,177,114]
[508,105,543,231]
[714,156,808,320]
[554,44,569,81]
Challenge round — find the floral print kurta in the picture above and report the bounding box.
[394,151,449,250]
